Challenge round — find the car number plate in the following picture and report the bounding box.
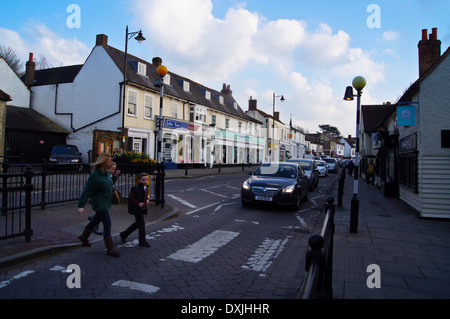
[255,196,273,201]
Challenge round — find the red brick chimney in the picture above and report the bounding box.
[24,53,35,87]
[418,28,441,77]
[274,111,280,121]
[248,96,257,111]
[96,34,108,46]
[221,83,232,96]
[152,57,162,66]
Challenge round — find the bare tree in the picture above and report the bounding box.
[0,44,24,75]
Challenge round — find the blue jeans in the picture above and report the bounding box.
[87,210,111,238]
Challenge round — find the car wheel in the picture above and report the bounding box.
[241,199,249,207]
[291,194,301,211]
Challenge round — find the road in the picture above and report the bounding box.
[0,172,338,302]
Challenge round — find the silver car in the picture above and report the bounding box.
[324,158,338,173]
[315,160,328,177]
[287,158,319,191]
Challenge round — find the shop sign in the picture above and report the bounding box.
[397,105,415,126]
[163,118,189,130]
[399,133,416,153]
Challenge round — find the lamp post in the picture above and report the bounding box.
[272,92,285,161]
[155,65,168,164]
[121,26,145,149]
[343,76,366,233]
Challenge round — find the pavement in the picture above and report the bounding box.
[1,165,450,299]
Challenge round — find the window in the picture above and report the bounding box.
[144,94,153,119]
[234,102,238,110]
[205,91,211,100]
[219,96,224,105]
[164,74,171,86]
[238,122,242,133]
[127,90,137,116]
[183,81,190,92]
[225,118,230,129]
[189,105,206,124]
[137,62,147,76]
[211,114,216,126]
[399,152,418,193]
[171,101,179,119]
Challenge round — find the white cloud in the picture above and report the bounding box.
[383,31,400,41]
[0,23,90,69]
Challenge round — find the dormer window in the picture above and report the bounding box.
[137,62,146,76]
[234,102,238,110]
[219,96,224,105]
[205,91,211,100]
[164,74,171,85]
[183,81,190,92]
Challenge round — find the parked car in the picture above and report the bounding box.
[287,158,319,191]
[316,160,329,177]
[324,158,338,173]
[241,162,309,211]
[48,145,83,171]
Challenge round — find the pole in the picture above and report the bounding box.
[349,89,361,233]
[121,26,129,150]
[157,81,164,164]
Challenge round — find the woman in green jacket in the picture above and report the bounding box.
[77,153,120,257]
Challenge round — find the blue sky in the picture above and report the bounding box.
[1,0,449,136]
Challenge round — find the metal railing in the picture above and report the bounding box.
[1,160,165,212]
[300,196,336,299]
[0,166,33,242]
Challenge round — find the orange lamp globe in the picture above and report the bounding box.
[157,65,168,77]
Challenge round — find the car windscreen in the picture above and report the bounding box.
[254,164,297,179]
[52,146,78,155]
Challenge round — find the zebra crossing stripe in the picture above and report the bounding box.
[168,230,239,263]
[112,280,160,294]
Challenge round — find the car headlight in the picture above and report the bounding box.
[71,159,80,163]
[49,158,57,162]
[282,185,295,193]
[242,181,251,190]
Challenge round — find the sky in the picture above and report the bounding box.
[1,0,449,137]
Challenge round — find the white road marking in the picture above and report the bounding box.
[242,237,290,272]
[112,280,160,294]
[0,270,34,289]
[50,265,71,273]
[295,214,308,228]
[168,230,239,263]
[213,202,236,212]
[201,188,229,198]
[168,194,196,208]
[186,202,221,215]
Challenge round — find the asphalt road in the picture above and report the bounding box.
[0,172,338,304]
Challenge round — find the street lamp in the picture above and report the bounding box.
[271,92,285,161]
[121,26,146,149]
[155,64,168,164]
[343,75,366,233]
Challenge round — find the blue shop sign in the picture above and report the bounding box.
[163,118,189,130]
[397,105,415,126]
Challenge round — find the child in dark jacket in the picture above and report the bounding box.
[120,172,150,247]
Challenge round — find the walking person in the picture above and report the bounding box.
[366,159,376,187]
[120,172,151,248]
[77,153,120,257]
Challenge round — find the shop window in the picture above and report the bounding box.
[98,138,113,155]
[399,152,418,193]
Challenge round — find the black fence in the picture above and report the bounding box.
[0,166,33,242]
[1,161,165,242]
[300,196,336,299]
